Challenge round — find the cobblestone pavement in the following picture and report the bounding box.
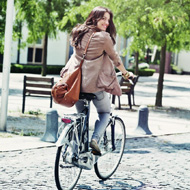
[1,133,190,190]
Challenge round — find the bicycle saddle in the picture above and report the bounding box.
[79,93,97,101]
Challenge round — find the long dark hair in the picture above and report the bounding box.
[71,6,116,48]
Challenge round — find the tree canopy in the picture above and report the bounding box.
[60,0,190,53]
[15,0,70,43]
[14,0,89,75]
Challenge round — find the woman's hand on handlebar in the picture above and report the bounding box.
[122,71,134,80]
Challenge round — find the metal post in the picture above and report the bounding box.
[135,105,152,135]
[41,109,58,143]
[0,0,14,131]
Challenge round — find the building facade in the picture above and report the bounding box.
[10,25,69,66]
[173,51,190,74]
[1,24,189,74]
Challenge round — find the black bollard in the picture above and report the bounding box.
[135,105,152,135]
[41,109,58,142]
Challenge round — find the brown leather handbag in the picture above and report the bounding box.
[51,33,94,107]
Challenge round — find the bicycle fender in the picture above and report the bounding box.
[56,124,73,147]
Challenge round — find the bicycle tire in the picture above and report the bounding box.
[54,126,82,190]
[94,116,126,180]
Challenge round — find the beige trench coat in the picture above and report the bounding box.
[60,29,122,96]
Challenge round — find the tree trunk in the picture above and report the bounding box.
[16,21,22,64]
[16,38,21,64]
[41,33,48,76]
[165,51,172,73]
[155,44,166,107]
[134,51,139,75]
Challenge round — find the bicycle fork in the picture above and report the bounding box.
[104,116,116,152]
[111,116,116,151]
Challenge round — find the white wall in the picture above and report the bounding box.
[177,51,190,72]
[19,25,28,64]
[47,32,68,66]
[11,40,18,63]
[11,24,30,64]
[10,25,69,66]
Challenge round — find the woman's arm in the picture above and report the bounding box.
[117,63,133,79]
[103,32,133,79]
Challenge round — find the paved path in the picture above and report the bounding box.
[1,133,190,189]
[0,72,190,189]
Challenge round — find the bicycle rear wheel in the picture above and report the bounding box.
[55,145,82,190]
[94,117,126,180]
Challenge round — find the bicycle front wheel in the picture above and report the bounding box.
[55,145,82,190]
[94,117,126,180]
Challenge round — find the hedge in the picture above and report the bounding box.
[132,68,155,76]
[0,64,63,74]
[0,63,155,76]
[122,68,155,76]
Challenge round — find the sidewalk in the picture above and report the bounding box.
[0,73,190,152]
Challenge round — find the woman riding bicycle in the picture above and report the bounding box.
[61,6,133,155]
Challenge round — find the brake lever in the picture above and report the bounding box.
[128,79,134,85]
[128,74,137,85]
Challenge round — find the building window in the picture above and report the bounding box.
[35,48,43,62]
[27,48,33,62]
[27,38,44,64]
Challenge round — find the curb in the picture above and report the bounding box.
[1,131,190,152]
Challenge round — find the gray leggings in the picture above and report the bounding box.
[75,91,111,142]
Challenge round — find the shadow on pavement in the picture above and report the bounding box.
[77,177,145,189]
[124,134,190,154]
[164,85,189,91]
[149,106,190,120]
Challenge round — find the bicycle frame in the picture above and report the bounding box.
[55,97,120,171]
[80,99,91,152]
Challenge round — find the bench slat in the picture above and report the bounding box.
[121,83,132,87]
[26,83,52,88]
[22,75,54,113]
[26,89,51,95]
[121,89,131,93]
[25,76,52,82]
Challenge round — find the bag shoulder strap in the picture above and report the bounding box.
[82,32,95,59]
[79,32,95,67]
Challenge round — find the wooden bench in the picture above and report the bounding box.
[22,75,54,113]
[112,75,139,109]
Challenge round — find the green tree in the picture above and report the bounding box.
[113,0,190,106]
[1,0,90,73]
[16,0,88,76]
[15,0,71,76]
[149,0,190,106]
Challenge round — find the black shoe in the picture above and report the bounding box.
[90,139,101,156]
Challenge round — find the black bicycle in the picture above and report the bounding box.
[54,93,126,190]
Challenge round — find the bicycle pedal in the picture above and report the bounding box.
[91,150,101,156]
